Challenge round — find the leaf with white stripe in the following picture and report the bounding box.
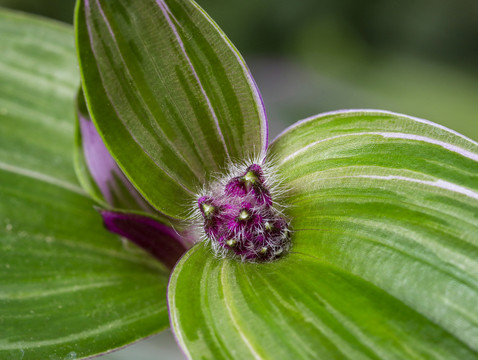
[75,0,268,219]
[0,10,169,359]
[169,110,478,358]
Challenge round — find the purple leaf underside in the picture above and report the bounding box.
[100,210,188,269]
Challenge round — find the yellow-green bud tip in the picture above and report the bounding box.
[243,171,258,184]
[264,221,273,231]
[238,209,251,221]
[201,203,215,216]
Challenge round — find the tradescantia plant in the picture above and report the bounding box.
[1,0,478,359]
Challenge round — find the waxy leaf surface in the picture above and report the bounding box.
[76,0,268,219]
[169,110,478,359]
[0,10,169,359]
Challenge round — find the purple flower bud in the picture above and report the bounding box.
[198,196,218,219]
[227,218,241,232]
[251,184,272,206]
[204,217,220,238]
[245,164,264,182]
[225,177,248,197]
[254,234,266,244]
[197,162,290,262]
[225,163,267,198]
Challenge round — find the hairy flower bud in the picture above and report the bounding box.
[194,160,291,262]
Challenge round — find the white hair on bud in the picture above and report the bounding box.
[188,153,292,262]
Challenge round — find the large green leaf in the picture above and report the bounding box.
[0,9,169,359]
[169,110,478,359]
[75,0,268,219]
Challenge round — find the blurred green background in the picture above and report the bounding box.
[1,0,477,358]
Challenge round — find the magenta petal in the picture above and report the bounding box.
[100,210,187,270]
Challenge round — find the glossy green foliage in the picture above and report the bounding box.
[75,0,268,219]
[169,111,478,359]
[0,10,170,359]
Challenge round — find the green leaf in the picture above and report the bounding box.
[74,88,155,214]
[169,110,478,359]
[0,9,169,359]
[75,0,268,219]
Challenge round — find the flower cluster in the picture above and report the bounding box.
[196,162,291,262]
